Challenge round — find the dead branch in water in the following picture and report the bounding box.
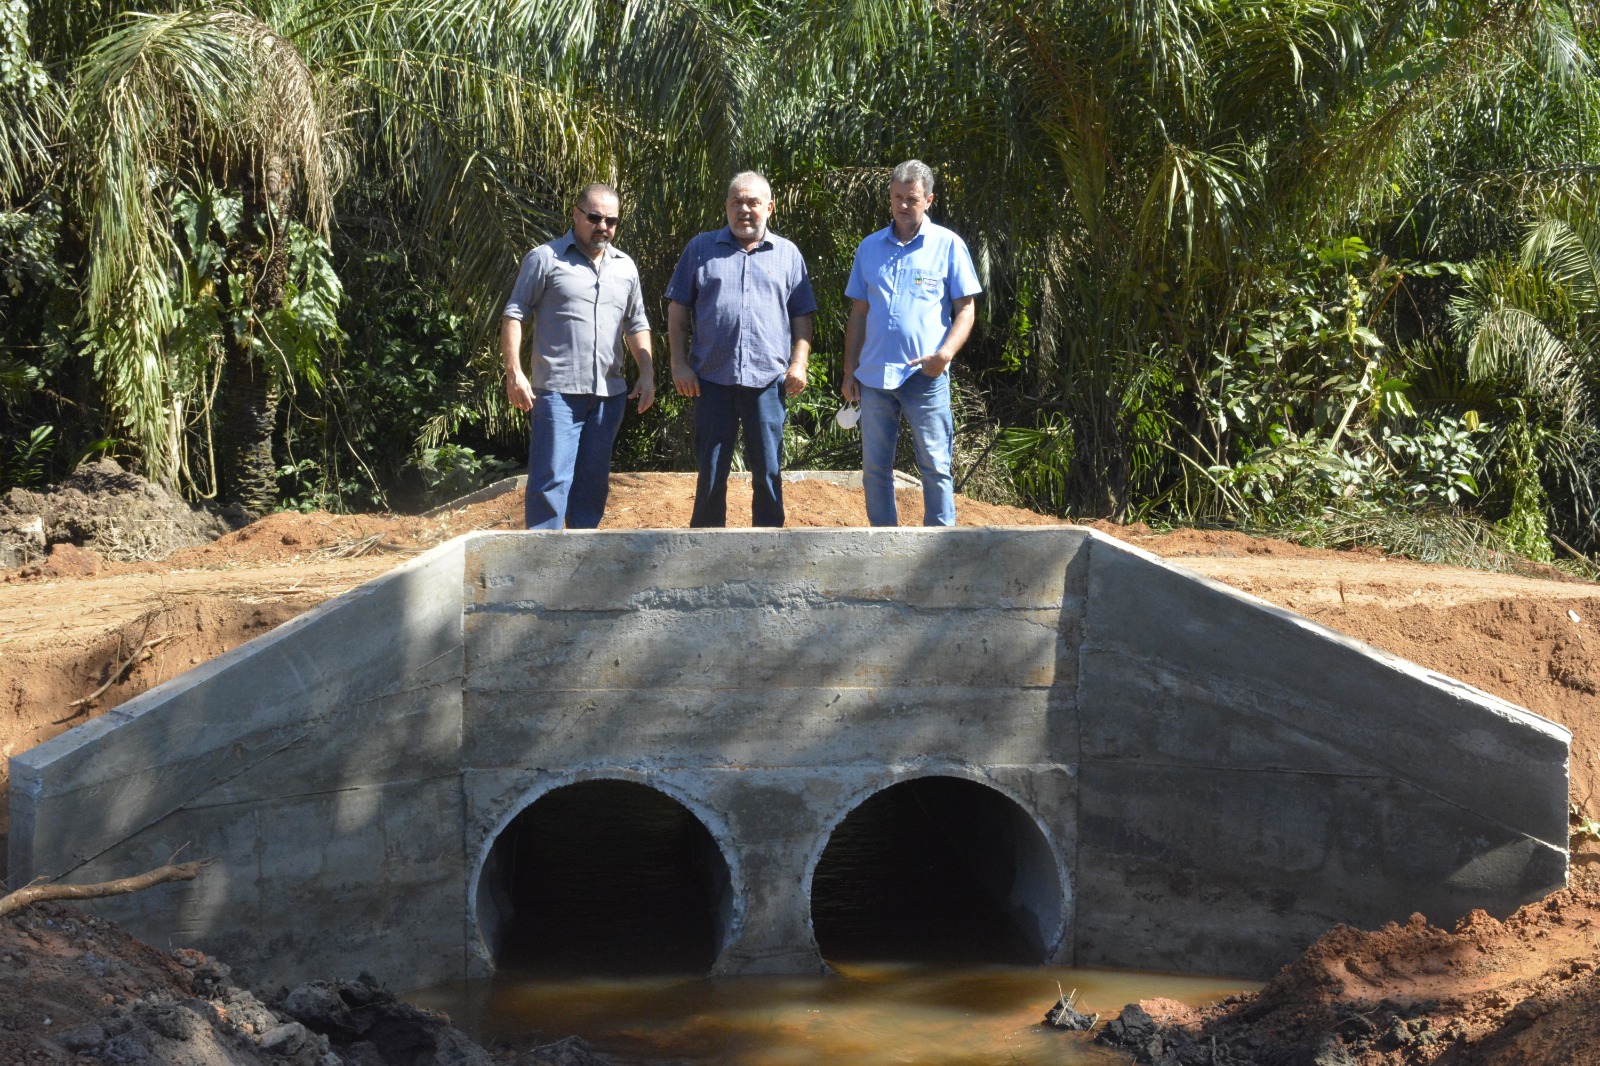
[0,859,211,919]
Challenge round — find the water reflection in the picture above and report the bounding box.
[410,964,1254,1066]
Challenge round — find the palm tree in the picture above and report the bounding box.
[66,8,337,512]
[29,0,748,511]
[1456,203,1600,550]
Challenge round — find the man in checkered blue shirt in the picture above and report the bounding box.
[666,172,818,527]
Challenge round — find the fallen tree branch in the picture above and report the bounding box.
[0,859,211,919]
[56,632,175,722]
[1551,534,1598,575]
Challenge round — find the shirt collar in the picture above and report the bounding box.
[884,218,930,247]
[556,230,622,261]
[716,225,773,252]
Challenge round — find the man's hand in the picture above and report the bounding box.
[506,370,534,412]
[910,349,954,377]
[631,374,656,413]
[784,361,808,396]
[671,357,700,397]
[841,298,867,404]
[501,316,534,412]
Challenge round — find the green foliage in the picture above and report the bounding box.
[2,422,52,489]
[1267,504,1539,575]
[1574,804,1600,844]
[1380,417,1484,507]
[782,358,860,473]
[0,0,1594,565]
[1494,421,1556,563]
[408,443,520,508]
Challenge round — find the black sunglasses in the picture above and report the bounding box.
[583,211,620,227]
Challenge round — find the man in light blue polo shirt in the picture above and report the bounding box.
[842,160,982,526]
[502,183,655,530]
[667,171,817,527]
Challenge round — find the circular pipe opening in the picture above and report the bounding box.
[810,776,1065,965]
[476,780,733,976]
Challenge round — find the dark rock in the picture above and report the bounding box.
[1043,994,1098,1030]
[221,989,281,1037]
[136,1001,205,1041]
[282,981,366,1040]
[341,1041,388,1066]
[1310,1035,1358,1066]
[1098,1003,1158,1044]
[260,1020,314,1054]
[57,1022,106,1052]
[516,1036,606,1066]
[98,1031,154,1064]
[273,977,495,1066]
[1095,1005,1193,1065]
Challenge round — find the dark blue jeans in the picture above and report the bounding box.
[691,377,787,527]
[525,390,627,530]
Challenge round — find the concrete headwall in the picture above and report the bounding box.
[8,528,1570,987]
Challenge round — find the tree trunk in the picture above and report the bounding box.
[217,153,291,518]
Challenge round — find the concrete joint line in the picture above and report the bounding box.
[46,723,319,879]
[1088,758,1390,780]
[348,674,464,710]
[179,773,462,811]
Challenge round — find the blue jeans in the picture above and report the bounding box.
[860,371,955,527]
[525,390,627,530]
[691,377,787,527]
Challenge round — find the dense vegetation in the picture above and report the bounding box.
[2,0,1598,563]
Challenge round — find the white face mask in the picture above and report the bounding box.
[835,403,860,430]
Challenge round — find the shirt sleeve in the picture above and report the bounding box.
[948,235,983,299]
[844,243,869,302]
[787,250,819,318]
[503,248,546,321]
[623,270,651,336]
[663,238,699,306]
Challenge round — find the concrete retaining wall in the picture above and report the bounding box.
[8,528,1569,987]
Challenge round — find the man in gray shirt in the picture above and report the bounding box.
[501,183,655,529]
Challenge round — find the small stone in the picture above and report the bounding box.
[137,1002,204,1041]
[59,1024,106,1053]
[1509,998,1546,1024]
[1042,995,1097,1031]
[259,1021,311,1054]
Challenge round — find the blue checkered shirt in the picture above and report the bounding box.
[664,227,818,388]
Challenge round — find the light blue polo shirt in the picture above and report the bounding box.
[845,219,982,390]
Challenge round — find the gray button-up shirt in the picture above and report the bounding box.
[503,233,651,397]
[664,227,816,388]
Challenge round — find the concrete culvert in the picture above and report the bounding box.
[810,776,1065,965]
[476,780,734,976]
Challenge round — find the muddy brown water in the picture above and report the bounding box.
[409,964,1253,1064]
[414,778,1256,1064]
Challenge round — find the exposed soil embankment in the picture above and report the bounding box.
[2,471,1599,1064]
[1096,856,1600,1066]
[0,901,599,1064]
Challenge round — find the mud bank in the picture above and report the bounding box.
[0,900,604,1065]
[1095,854,1600,1066]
